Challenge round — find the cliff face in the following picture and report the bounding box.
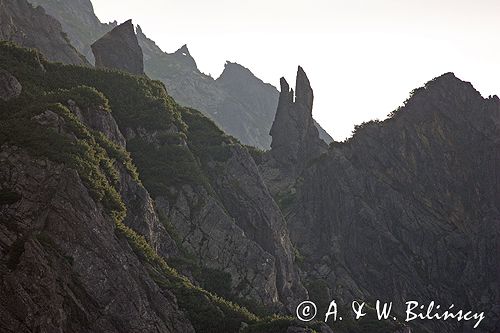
[0,43,331,332]
[1,1,498,332]
[91,20,144,75]
[0,0,87,65]
[26,0,115,63]
[287,73,500,332]
[122,105,307,311]
[65,99,179,259]
[0,69,192,332]
[0,147,193,333]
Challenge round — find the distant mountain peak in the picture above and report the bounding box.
[175,44,191,56]
[171,44,198,69]
[218,61,260,84]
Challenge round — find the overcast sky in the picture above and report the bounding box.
[91,0,500,140]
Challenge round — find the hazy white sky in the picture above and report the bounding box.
[91,0,500,140]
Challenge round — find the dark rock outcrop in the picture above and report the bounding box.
[269,66,328,174]
[197,143,308,310]
[287,73,500,332]
[0,69,22,101]
[259,67,329,196]
[91,20,144,75]
[0,0,87,65]
[0,145,193,333]
[68,100,125,146]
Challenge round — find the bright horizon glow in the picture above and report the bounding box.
[90,0,500,141]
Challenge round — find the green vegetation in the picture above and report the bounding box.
[0,101,125,221]
[275,188,297,211]
[117,218,326,333]
[0,41,200,195]
[44,85,111,112]
[181,106,235,164]
[127,137,205,196]
[0,42,329,333]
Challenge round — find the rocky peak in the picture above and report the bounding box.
[218,61,255,83]
[91,19,144,75]
[295,66,314,110]
[176,44,190,56]
[172,44,198,70]
[269,66,327,173]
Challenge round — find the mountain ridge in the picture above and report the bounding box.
[25,0,333,149]
[1,1,499,332]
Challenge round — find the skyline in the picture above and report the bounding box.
[91,0,500,140]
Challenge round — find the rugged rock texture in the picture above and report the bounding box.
[0,69,22,101]
[0,0,87,65]
[269,66,328,173]
[0,41,333,333]
[259,67,329,196]
[287,73,500,332]
[68,100,125,146]
[91,20,144,75]
[123,114,307,311]
[19,0,333,148]
[209,144,307,308]
[27,0,116,63]
[65,99,179,259]
[0,145,193,333]
[139,33,333,149]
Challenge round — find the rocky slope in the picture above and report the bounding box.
[89,25,307,311]
[23,0,333,149]
[0,41,338,333]
[2,1,498,332]
[0,56,191,332]
[27,0,116,63]
[285,73,500,332]
[0,0,88,65]
[92,20,144,75]
[0,146,193,333]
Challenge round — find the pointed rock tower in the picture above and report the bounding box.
[91,20,144,75]
[269,66,328,174]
